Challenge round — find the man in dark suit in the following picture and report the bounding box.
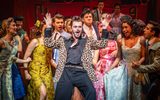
[132,21,160,100]
[81,9,100,40]
[93,0,104,22]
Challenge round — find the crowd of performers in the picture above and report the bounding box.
[0,1,160,100]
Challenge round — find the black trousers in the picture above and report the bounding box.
[147,74,160,100]
[147,79,160,100]
[55,67,96,100]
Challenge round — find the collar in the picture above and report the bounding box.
[83,24,93,31]
[97,9,102,14]
[83,24,97,40]
[53,30,63,34]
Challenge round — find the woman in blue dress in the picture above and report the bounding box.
[10,35,30,100]
[104,16,145,100]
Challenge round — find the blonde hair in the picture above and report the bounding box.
[6,17,14,28]
[64,18,72,33]
[2,19,7,31]
[0,19,7,38]
[0,17,15,37]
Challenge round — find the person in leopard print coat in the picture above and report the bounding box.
[44,14,108,100]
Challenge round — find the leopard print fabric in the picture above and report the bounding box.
[44,36,107,82]
[44,37,67,82]
[81,37,108,82]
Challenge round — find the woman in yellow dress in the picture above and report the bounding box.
[23,21,54,100]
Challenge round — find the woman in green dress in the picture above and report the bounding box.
[0,18,31,100]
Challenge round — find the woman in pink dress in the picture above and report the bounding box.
[93,33,120,100]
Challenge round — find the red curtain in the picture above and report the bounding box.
[11,0,148,34]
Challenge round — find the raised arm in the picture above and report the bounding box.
[44,13,61,48]
[44,30,62,48]
[89,38,108,50]
[44,13,54,47]
[87,26,108,50]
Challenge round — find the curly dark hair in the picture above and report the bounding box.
[120,15,144,37]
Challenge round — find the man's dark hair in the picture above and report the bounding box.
[80,9,93,18]
[13,16,24,22]
[98,0,104,3]
[52,13,64,22]
[120,15,140,37]
[71,16,82,26]
[113,3,121,9]
[148,20,160,37]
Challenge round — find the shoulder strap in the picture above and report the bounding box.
[0,38,13,51]
[138,37,141,43]
[134,37,141,47]
[122,38,125,46]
